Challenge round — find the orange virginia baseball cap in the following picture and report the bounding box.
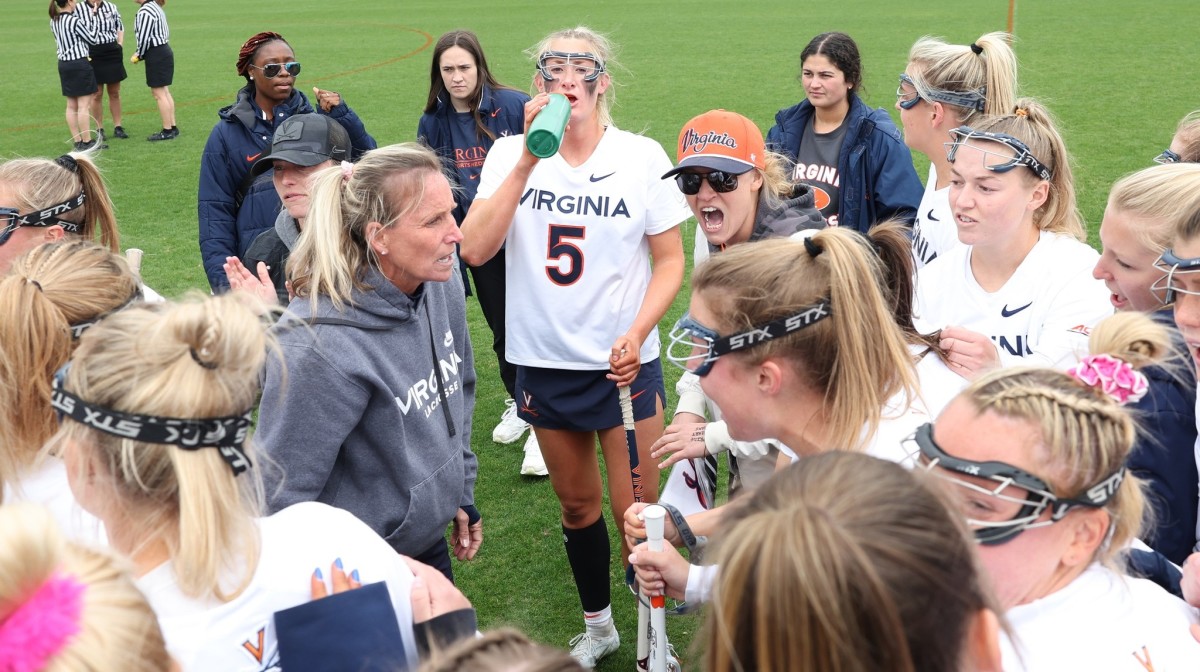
[662,109,766,179]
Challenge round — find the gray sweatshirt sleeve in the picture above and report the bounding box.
[257,340,370,512]
[452,286,478,509]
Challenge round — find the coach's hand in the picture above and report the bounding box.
[312,87,342,113]
[629,542,688,601]
[651,420,707,469]
[403,556,473,623]
[939,325,1000,380]
[607,335,640,387]
[451,508,483,561]
[623,502,682,550]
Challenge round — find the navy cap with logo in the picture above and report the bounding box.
[251,114,352,177]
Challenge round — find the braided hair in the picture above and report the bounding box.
[961,312,1170,566]
[236,31,288,82]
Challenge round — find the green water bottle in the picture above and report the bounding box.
[525,94,571,158]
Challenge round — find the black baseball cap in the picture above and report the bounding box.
[251,114,351,176]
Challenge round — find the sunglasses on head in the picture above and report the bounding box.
[250,61,301,79]
[674,171,742,196]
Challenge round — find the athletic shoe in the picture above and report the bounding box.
[519,432,548,477]
[81,136,107,150]
[147,129,175,142]
[168,126,180,138]
[492,398,530,444]
[113,126,129,139]
[568,629,620,668]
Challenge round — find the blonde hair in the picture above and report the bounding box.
[288,143,444,312]
[961,311,1169,566]
[1172,110,1200,163]
[527,26,618,129]
[0,154,120,258]
[0,241,139,494]
[57,295,268,601]
[758,150,797,211]
[0,503,170,672]
[1109,163,1200,251]
[692,231,918,451]
[907,32,1018,123]
[705,452,996,672]
[967,98,1085,240]
[419,628,585,672]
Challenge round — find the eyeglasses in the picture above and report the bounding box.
[674,171,741,196]
[1150,248,1200,304]
[537,51,605,83]
[896,73,924,110]
[945,126,1053,182]
[1154,148,1181,165]
[250,61,301,79]
[905,422,1126,545]
[665,299,833,376]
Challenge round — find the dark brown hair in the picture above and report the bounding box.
[800,32,863,93]
[423,30,521,142]
[236,31,289,83]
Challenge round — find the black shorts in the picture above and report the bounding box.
[144,43,173,88]
[89,41,127,84]
[515,358,665,431]
[58,57,97,97]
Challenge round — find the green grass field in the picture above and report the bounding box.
[6,1,1200,668]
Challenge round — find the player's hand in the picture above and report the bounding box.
[224,257,279,307]
[629,542,688,601]
[403,556,473,624]
[516,94,552,166]
[607,334,640,387]
[623,502,681,550]
[310,558,362,599]
[451,508,483,561]
[312,87,342,113]
[939,326,1001,380]
[651,420,708,469]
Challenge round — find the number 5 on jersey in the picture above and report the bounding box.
[546,224,586,286]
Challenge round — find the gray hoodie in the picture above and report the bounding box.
[257,266,477,555]
[705,184,827,255]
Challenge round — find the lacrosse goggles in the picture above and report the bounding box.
[945,126,1053,182]
[1154,148,1181,165]
[0,192,85,246]
[896,73,986,113]
[1150,248,1200,305]
[665,298,831,376]
[905,423,1126,545]
[537,51,605,83]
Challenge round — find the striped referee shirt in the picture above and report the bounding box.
[134,1,169,58]
[82,1,123,46]
[50,10,97,61]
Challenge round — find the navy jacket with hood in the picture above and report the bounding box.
[766,94,923,234]
[198,86,376,291]
[417,84,529,226]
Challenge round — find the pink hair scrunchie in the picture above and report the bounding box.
[340,160,355,182]
[1067,354,1149,405]
[0,573,86,672]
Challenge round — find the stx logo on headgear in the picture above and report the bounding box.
[681,128,737,155]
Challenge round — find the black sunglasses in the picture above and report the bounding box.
[250,61,301,79]
[674,171,741,196]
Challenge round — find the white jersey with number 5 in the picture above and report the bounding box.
[477,127,689,370]
[914,231,1112,369]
